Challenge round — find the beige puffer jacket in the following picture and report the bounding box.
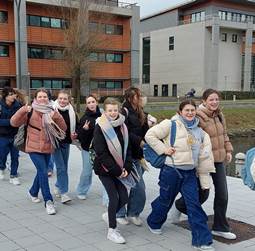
[196,106,233,163]
[145,117,215,189]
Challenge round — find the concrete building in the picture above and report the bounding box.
[139,0,255,97]
[0,0,139,96]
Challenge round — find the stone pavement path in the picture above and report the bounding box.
[0,146,255,251]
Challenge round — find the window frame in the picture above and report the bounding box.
[221,33,227,42]
[232,34,238,43]
[169,36,174,51]
[0,45,9,57]
[0,10,8,23]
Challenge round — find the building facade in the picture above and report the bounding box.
[0,0,139,96]
[139,0,255,97]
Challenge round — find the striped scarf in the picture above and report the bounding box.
[98,113,128,169]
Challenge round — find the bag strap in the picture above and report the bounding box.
[170,120,176,147]
[27,108,33,126]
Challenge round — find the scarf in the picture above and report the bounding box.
[53,100,76,134]
[98,113,128,169]
[32,101,66,148]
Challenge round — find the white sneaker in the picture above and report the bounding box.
[77,195,87,200]
[169,204,181,223]
[9,177,21,185]
[148,226,162,235]
[54,187,61,198]
[0,170,5,180]
[107,228,126,244]
[193,245,215,251]
[61,193,72,204]
[102,212,108,224]
[128,216,143,226]
[212,230,236,240]
[117,217,129,225]
[28,192,41,203]
[46,200,56,215]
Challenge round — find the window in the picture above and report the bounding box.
[106,24,115,34]
[115,25,123,35]
[227,12,232,21]
[49,49,63,59]
[31,79,43,88]
[221,33,227,42]
[90,81,98,90]
[232,34,238,43]
[43,80,52,88]
[89,52,123,63]
[0,45,9,57]
[169,36,174,50]
[0,79,10,88]
[28,15,41,26]
[41,17,50,27]
[114,54,123,63]
[191,11,205,23]
[90,80,123,89]
[106,81,115,89]
[52,80,62,89]
[63,80,71,88]
[28,47,44,59]
[89,22,98,31]
[98,53,105,62]
[98,81,106,88]
[142,37,150,84]
[106,53,115,62]
[0,11,8,23]
[114,81,122,89]
[51,18,61,28]
[89,52,98,61]
[28,47,63,59]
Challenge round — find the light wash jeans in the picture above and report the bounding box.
[53,143,70,194]
[116,159,146,218]
[76,149,110,204]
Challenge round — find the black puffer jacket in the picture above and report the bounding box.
[122,101,149,160]
[77,107,101,151]
[0,99,22,138]
[93,123,133,177]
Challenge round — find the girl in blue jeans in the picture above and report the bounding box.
[145,100,215,251]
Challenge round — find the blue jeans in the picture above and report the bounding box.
[0,137,19,177]
[147,166,212,247]
[116,159,146,218]
[47,155,55,172]
[53,144,70,194]
[76,150,92,196]
[29,152,53,203]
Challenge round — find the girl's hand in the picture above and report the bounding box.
[25,104,32,113]
[83,120,90,130]
[226,152,232,163]
[164,147,176,156]
[71,132,77,140]
[119,169,128,178]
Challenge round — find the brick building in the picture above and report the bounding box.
[0,0,140,96]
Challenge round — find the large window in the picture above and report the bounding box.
[31,79,71,89]
[219,10,255,24]
[0,11,8,23]
[142,37,150,84]
[0,45,9,57]
[191,11,205,23]
[28,47,63,59]
[27,15,67,29]
[89,80,123,90]
[0,79,10,88]
[89,22,123,35]
[89,52,123,63]
[169,36,174,50]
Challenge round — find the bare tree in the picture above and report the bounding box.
[55,0,112,112]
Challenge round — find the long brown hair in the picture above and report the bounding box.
[202,89,221,101]
[124,87,145,125]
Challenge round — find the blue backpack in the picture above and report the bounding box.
[241,147,255,190]
[143,120,176,169]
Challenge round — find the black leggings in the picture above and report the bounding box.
[99,175,128,229]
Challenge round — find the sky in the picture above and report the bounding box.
[135,0,187,17]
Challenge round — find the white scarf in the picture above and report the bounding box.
[53,100,76,134]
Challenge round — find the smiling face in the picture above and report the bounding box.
[104,104,119,121]
[35,91,49,105]
[203,93,220,111]
[86,96,97,112]
[58,93,69,107]
[5,92,17,105]
[180,104,196,121]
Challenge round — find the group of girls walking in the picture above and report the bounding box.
[0,86,236,250]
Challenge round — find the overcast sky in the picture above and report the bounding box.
[135,0,186,17]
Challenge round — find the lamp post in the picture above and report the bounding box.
[27,72,31,103]
[224,75,227,100]
[14,0,22,89]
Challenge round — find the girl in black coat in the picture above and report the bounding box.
[76,95,101,199]
[93,98,133,244]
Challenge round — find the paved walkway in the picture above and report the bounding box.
[0,146,255,251]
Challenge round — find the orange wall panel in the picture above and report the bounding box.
[0,45,16,76]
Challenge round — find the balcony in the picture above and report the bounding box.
[94,0,137,9]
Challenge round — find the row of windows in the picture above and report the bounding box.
[90,80,123,90]
[89,52,123,63]
[28,47,64,59]
[191,11,205,23]
[0,45,9,57]
[221,33,238,43]
[31,79,71,89]
[0,11,8,23]
[27,15,68,29]
[89,22,123,35]
[219,10,255,24]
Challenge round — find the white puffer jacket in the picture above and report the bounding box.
[145,117,215,189]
